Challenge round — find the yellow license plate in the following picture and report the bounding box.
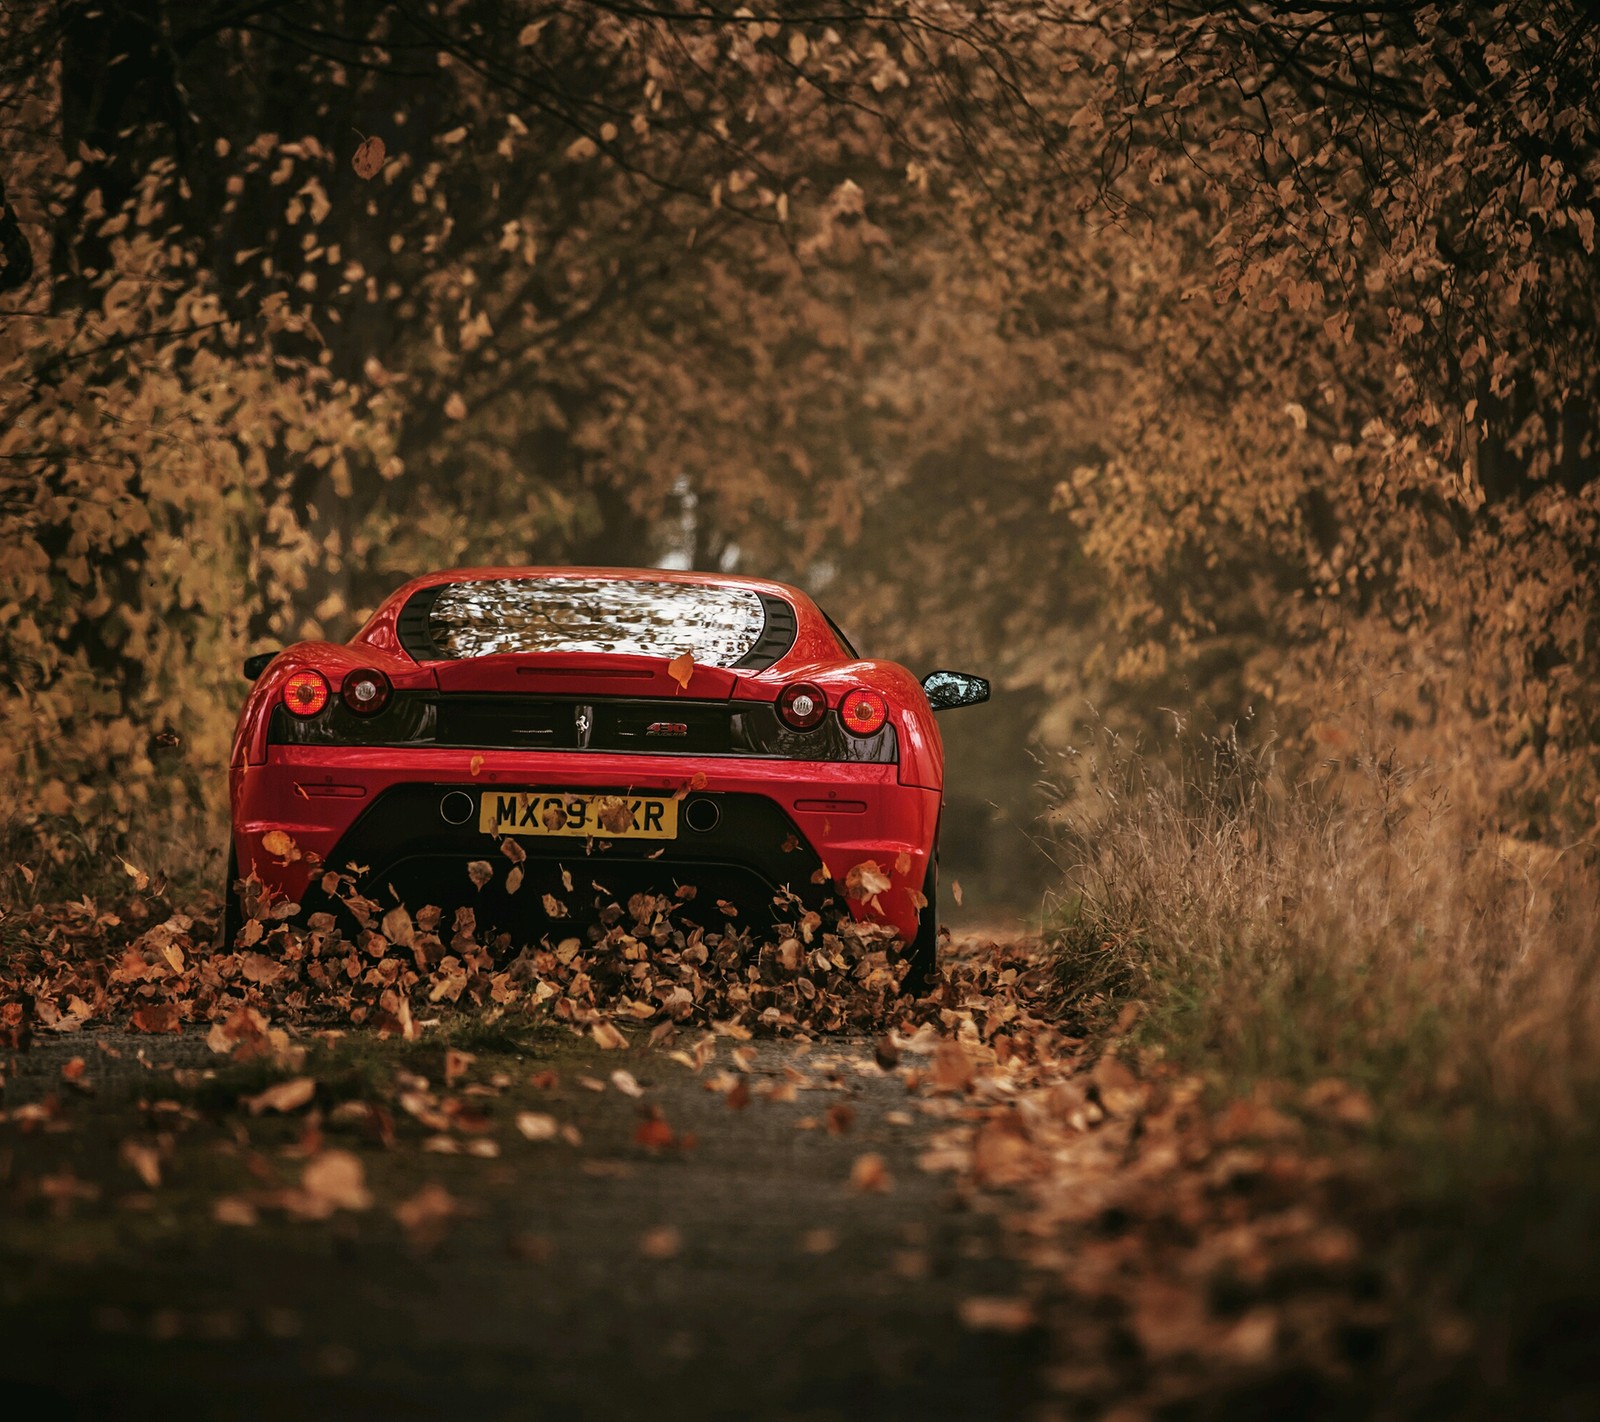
[479,791,679,839]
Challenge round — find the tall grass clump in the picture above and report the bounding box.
[1050,727,1600,1142]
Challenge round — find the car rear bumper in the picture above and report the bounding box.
[232,747,939,940]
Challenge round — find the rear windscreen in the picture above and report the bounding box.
[423,577,771,665]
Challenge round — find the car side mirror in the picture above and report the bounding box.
[921,669,989,710]
[243,651,279,680]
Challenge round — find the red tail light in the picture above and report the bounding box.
[341,668,392,715]
[778,682,827,731]
[282,669,330,717]
[839,687,888,736]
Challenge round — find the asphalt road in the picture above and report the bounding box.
[0,1028,1048,1422]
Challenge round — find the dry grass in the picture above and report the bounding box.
[1050,728,1600,1136]
[1048,730,1600,1408]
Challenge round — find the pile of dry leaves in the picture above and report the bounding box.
[1,868,1032,1056]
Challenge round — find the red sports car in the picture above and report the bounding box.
[226,566,988,973]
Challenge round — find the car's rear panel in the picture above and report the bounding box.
[230,568,941,941]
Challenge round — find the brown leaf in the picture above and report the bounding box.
[244,1076,316,1115]
[393,1183,459,1240]
[972,1118,1037,1187]
[610,1069,644,1098]
[516,1111,559,1142]
[213,1196,259,1227]
[595,795,634,834]
[380,905,415,948]
[131,1004,181,1035]
[849,1152,892,1193]
[874,1034,900,1070]
[261,829,301,861]
[667,651,695,690]
[959,1296,1036,1333]
[299,1150,372,1215]
[119,1139,162,1189]
[826,1103,855,1135]
[590,1021,628,1050]
[931,1040,975,1094]
[1092,1054,1148,1117]
[240,951,285,984]
[638,1224,681,1259]
[634,1111,676,1151]
[467,860,493,889]
[844,859,891,902]
[352,134,386,179]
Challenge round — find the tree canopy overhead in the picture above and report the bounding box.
[2,0,1597,849]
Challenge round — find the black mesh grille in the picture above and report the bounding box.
[438,696,581,749]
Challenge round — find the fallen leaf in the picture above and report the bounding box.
[352,134,386,179]
[240,951,285,985]
[850,1152,892,1192]
[213,1196,259,1227]
[299,1150,372,1215]
[667,651,695,690]
[591,1022,628,1050]
[244,1077,316,1115]
[119,1139,162,1189]
[1092,1054,1147,1117]
[131,1004,181,1035]
[951,879,963,907]
[467,860,493,889]
[639,1224,681,1258]
[1302,1077,1376,1128]
[261,829,300,861]
[959,1296,1036,1333]
[610,1069,644,1098]
[380,905,414,948]
[634,1110,676,1150]
[516,1112,559,1142]
[844,860,892,902]
[826,1103,855,1135]
[394,1182,459,1240]
[931,1040,975,1094]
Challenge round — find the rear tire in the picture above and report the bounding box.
[222,844,243,950]
[905,851,939,994]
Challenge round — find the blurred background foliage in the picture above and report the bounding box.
[2,1,1598,909]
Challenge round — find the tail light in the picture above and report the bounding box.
[839,687,888,736]
[778,682,827,731]
[342,668,392,715]
[282,669,330,717]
